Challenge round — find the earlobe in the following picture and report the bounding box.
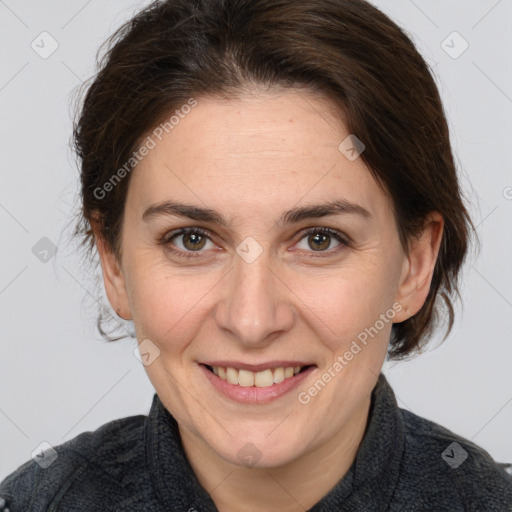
[394,212,444,322]
[91,218,132,321]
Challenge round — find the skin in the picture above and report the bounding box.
[93,87,443,511]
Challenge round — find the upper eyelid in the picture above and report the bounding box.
[164,226,348,250]
[294,227,349,250]
[300,227,348,243]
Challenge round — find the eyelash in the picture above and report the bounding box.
[160,226,349,260]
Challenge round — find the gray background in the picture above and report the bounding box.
[1,0,511,478]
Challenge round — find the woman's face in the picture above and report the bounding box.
[98,88,436,468]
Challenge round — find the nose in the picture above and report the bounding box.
[214,251,295,348]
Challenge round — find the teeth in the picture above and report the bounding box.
[254,369,274,387]
[209,365,305,387]
[273,367,284,384]
[238,369,254,387]
[226,367,239,385]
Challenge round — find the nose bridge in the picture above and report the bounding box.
[216,246,294,346]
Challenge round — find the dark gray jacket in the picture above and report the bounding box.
[1,373,511,511]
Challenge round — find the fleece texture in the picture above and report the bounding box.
[1,372,511,511]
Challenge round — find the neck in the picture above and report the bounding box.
[179,395,371,512]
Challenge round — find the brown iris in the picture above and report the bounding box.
[308,232,331,251]
[182,232,207,251]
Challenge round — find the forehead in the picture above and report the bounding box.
[126,89,386,221]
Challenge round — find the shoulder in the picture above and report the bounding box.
[395,407,512,511]
[0,414,147,511]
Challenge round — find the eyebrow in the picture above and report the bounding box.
[142,199,372,226]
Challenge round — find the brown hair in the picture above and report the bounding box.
[72,0,474,359]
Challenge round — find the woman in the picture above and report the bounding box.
[1,0,511,510]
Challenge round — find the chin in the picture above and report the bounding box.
[206,422,310,469]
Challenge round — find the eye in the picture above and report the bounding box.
[162,227,216,258]
[295,227,348,254]
[160,226,349,260]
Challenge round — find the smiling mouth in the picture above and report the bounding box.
[204,364,314,387]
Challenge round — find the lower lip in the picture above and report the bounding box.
[199,364,316,404]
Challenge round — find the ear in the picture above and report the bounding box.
[393,212,444,322]
[91,217,132,320]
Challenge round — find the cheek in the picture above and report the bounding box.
[126,261,219,346]
[293,262,399,352]
[124,239,402,358]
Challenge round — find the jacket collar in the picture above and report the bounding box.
[144,372,404,511]
[311,372,405,511]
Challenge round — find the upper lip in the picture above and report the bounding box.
[200,361,315,372]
